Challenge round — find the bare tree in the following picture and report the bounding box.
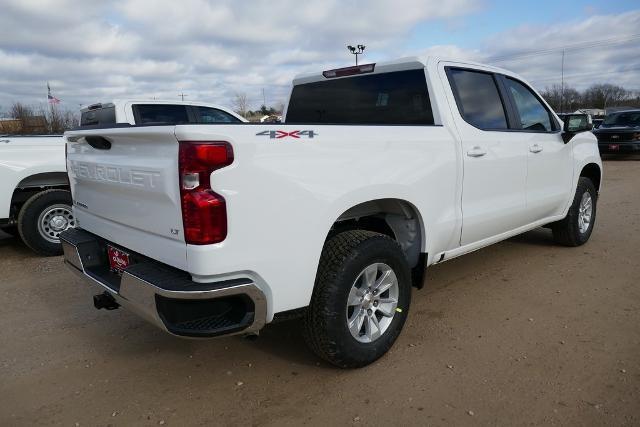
[540,83,639,113]
[582,84,630,109]
[540,84,564,111]
[36,105,78,134]
[540,84,582,112]
[5,102,78,134]
[233,92,249,118]
[9,102,34,121]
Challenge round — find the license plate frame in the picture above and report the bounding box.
[107,245,131,274]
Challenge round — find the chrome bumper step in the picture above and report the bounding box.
[60,228,267,338]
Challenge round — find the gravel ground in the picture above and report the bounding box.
[0,160,639,426]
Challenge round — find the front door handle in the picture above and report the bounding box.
[529,144,543,153]
[467,146,487,157]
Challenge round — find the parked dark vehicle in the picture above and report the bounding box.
[593,110,640,154]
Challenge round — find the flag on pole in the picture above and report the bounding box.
[47,82,60,104]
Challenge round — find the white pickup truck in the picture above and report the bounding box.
[61,57,601,368]
[0,100,244,255]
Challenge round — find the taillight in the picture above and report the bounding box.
[178,141,233,245]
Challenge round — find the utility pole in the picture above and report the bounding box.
[560,49,565,113]
[262,88,266,107]
[347,44,366,65]
[179,92,188,101]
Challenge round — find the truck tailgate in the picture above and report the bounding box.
[65,126,187,269]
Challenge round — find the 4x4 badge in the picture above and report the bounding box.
[256,130,317,139]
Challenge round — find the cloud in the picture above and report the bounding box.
[483,11,640,91]
[0,0,480,110]
[0,1,637,114]
[409,11,640,92]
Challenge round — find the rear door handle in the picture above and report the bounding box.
[529,144,543,153]
[466,146,487,157]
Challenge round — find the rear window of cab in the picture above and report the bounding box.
[286,69,435,125]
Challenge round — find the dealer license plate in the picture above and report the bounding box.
[107,245,130,274]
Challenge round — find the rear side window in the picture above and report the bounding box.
[133,105,189,124]
[447,69,508,130]
[195,107,240,123]
[504,78,555,132]
[80,106,116,126]
[286,69,434,125]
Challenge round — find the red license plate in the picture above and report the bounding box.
[107,245,130,273]
[609,144,620,150]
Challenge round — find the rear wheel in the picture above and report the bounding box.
[304,230,411,368]
[18,189,75,256]
[552,177,597,246]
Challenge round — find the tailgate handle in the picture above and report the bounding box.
[85,136,111,150]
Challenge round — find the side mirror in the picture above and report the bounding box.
[562,114,593,143]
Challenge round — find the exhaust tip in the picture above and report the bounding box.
[93,292,120,310]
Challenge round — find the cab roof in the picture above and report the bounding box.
[292,56,515,86]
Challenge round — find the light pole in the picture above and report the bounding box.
[347,44,366,65]
[560,50,565,113]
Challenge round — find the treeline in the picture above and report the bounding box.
[1,102,78,134]
[540,83,640,113]
[3,83,639,134]
[232,92,284,121]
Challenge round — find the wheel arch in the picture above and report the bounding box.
[327,198,427,282]
[16,172,69,190]
[579,163,601,192]
[7,172,70,221]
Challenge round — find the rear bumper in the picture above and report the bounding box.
[60,228,267,338]
[598,142,640,154]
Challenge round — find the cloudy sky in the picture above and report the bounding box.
[0,0,638,113]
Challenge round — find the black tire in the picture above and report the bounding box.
[17,189,74,256]
[552,177,597,247]
[304,230,412,368]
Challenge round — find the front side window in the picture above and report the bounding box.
[505,78,554,132]
[195,107,240,123]
[447,68,508,130]
[134,105,189,124]
[286,69,434,125]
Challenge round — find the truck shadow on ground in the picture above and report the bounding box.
[54,275,322,368]
[15,225,564,370]
[506,227,556,247]
[0,234,39,258]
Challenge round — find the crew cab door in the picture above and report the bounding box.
[498,76,573,221]
[444,66,529,245]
